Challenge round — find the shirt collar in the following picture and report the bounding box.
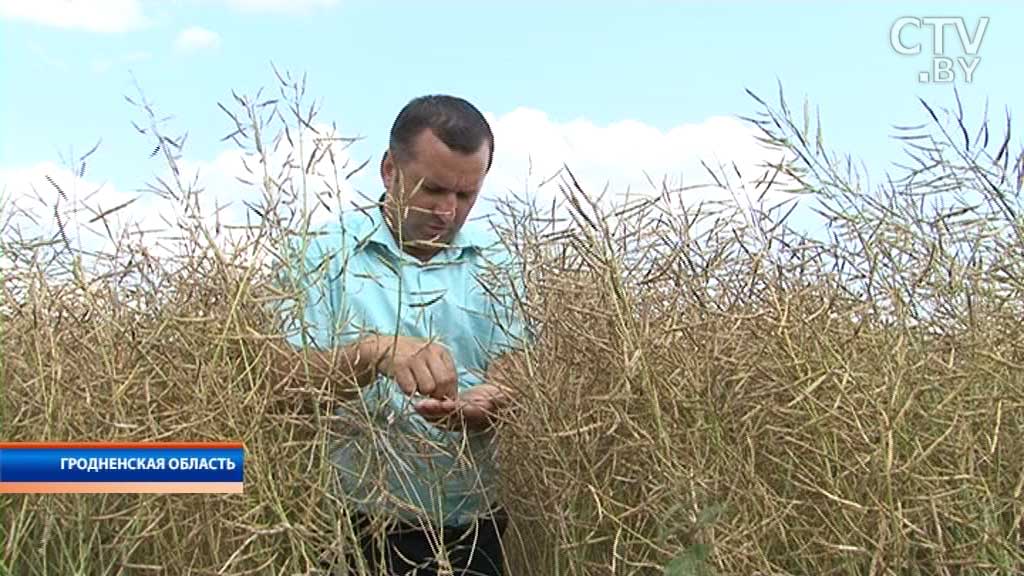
[348,199,492,262]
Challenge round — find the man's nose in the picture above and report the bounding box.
[435,194,457,221]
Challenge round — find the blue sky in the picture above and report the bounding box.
[1,1,1021,244]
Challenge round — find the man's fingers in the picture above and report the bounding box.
[426,351,457,400]
[409,360,436,396]
[392,366,417,396]
[415,398,457,417]
[460,403,487,422]
[415,398,441,413]
[440,347,456,375]
[414,398,460,431]
[379,337,460,400]
[441,349,457,397]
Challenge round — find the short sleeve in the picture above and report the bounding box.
[474,242,533,361]
[278,227,351,351]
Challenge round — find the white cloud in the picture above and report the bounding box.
[0,0,148,32]
[173,122,360,234]
[221,0,338,12]
[0,0,337,34]
[92,51,151,74]
[1,120,363,268]
[124,50,151,62]
[3,117,357,228]
[480,108,794,225]
[0,160,158,266]
[1,109,802,276]
[175,26,221,53]
[26,40,70,72]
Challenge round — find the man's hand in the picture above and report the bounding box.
[361,335,458,400]
[414,384,507,431]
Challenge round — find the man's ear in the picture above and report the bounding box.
[380,150,393,189]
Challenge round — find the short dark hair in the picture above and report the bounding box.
[389,95,494,170]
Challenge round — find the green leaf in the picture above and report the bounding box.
[694,503,727,529]
[664,543,714,576]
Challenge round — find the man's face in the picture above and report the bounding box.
[381,129,489,259]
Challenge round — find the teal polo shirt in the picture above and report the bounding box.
[283,204,528,527]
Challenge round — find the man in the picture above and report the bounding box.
[279,95,528,575]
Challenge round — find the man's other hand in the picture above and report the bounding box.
[414,384,506,431]
[362,335,458,400]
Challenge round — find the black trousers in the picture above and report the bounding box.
[337,510,508,576]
